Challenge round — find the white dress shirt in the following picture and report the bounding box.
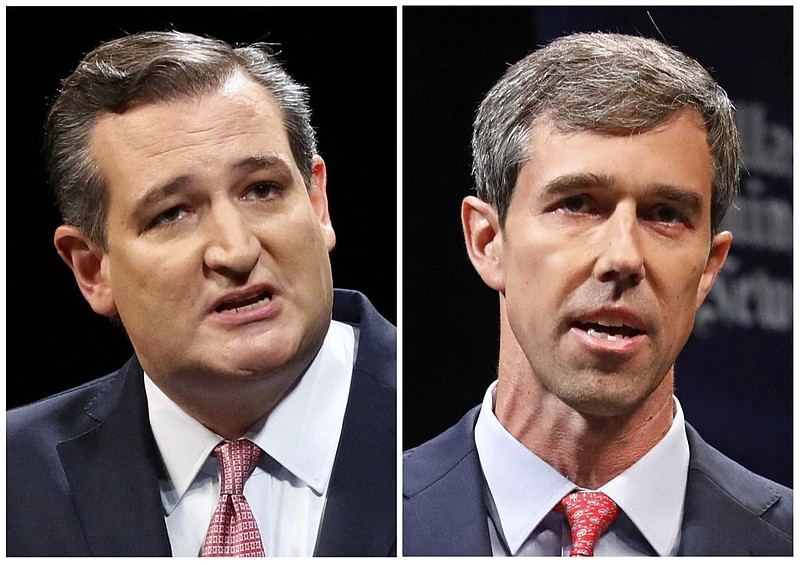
[475,380,690,556]
[144,320,357,557]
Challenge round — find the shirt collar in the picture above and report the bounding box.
[145,320,356,514]
[475,382,576,554]
[475,380,689,556]
[249,321,355,494]
[601,396,689,556]
[144,376,222,514]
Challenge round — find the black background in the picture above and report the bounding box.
[6,6,396,408]
[403,6,792,488]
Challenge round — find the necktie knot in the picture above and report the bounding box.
[215,439,261,496]
[559,491,619,557]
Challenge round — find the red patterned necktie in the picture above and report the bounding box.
[200,439,265,557]
[559,491,619,557]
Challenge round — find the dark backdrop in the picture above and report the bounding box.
[6,6,396,409]
[403,6,792,488]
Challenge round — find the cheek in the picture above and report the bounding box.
[109,250,197,319]
[269,211,330,269]
[668,252,708,304]
[654,255,708,338]
[505,231,588,297]
[503,234,583,333]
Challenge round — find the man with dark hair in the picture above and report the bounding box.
[403,32,791,556]
[7,31,396,557]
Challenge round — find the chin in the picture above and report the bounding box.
[215,351,302,379]
[558,382,654,419]
[234,333,323,376]
[569,397,641,419]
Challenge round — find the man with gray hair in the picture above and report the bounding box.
[7,30,396,557]
[403,32,791,556]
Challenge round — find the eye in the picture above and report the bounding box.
[149,206,189,228]
[558,195,589,213]
[651,205,688,225]
[243,181,281,201]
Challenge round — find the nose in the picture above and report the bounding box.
[592,204,645,289]
[203,202,261,278]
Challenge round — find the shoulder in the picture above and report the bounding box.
[8,373,116,445]
[7,360,135,456]
[6,365,130,528]
[403,406,494,556]
[333,289,396,390]
[685,423,792,540]
[403,406,482,498]
[333,288,395,338]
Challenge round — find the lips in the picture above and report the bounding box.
[216,291,271,313]
[573,321,642,341]
[569,311,647,342]
[212,285,275,314]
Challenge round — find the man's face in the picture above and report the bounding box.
[84,73,335,385]
[491,110,730,416]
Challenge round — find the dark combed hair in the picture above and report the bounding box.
[45,30,318,249]
[472,32,740,233]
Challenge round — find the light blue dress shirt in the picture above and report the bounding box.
[474,381,690,556]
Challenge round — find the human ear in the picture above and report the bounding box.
[462,196,505,292]
[53,225,118,317]
[696,230,733,309]
[308,155,336,252]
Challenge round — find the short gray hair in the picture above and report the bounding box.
[472,32,740,233]
[45,30,317,249]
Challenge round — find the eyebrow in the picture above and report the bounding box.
[230,153,294,176]
[648,184,704,215]
[541,172,614,197]
[136,152,294,209]
[541,172,704,214]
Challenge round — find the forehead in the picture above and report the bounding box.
[520,110,713,197]
[88,73,294,189]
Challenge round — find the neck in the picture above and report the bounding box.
[494,305,675,490]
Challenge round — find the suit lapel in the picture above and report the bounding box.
[314,364,396,556]
[314,290,397,556]
[678,424,792,556]
[57,359,171,556]
[403,406,492,556]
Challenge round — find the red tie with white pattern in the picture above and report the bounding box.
[559,491,619,557]
[201,439,265,557]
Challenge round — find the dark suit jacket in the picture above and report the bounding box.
[404,405,792,556]
[7,289,396,557]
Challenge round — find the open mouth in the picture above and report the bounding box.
[215,291,272,314]
[572,321,643,341]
